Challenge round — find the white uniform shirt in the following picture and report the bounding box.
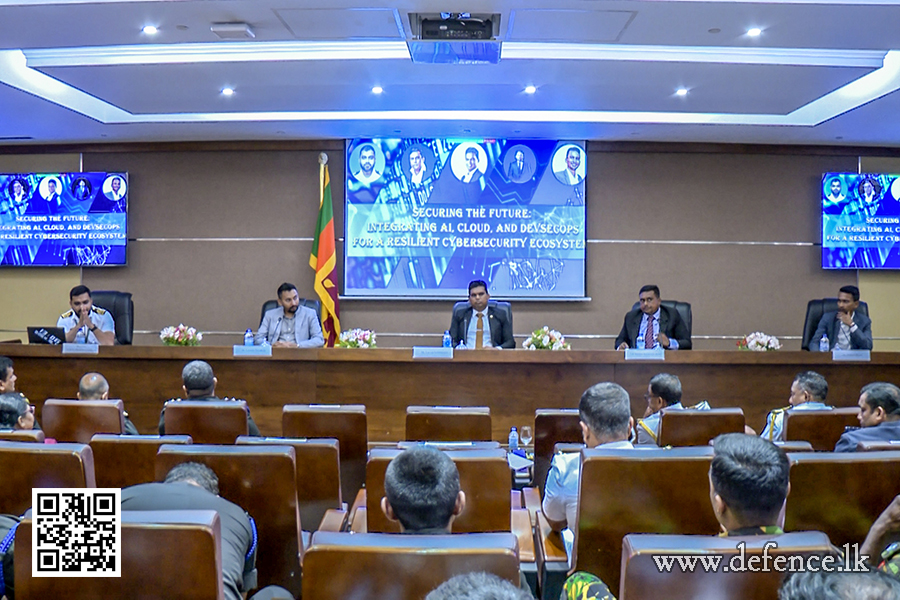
[57,306,115,344]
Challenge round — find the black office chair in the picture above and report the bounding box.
[631,300,692,339]
[91,290,134,345]
[451,300,513,332]
[260,298,321,326]
[800,298,869,350]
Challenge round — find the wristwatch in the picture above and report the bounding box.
[89,325,98,332]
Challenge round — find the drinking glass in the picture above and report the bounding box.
[520,425,533,446]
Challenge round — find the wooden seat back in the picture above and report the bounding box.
[302,531,519,600]
[620,531,836,600]
[0,429,44,442]
[856,440,900,451]
[155,444,301,597]
[163,400,250,444]
[406,405,492,442]
[236,435,342,530]
[534,409,582,494]
[783,407,859,451]
[658,408,744,447]
[365,447,511,533]
[282,404,367,501]
[15,510,224,600]
[0,441,96,515]
[42,399,125,443]
[576,446,718,597]
[785,451,900,548]
[89,434,192,489]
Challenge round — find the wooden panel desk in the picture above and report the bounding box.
[3,345,894,442]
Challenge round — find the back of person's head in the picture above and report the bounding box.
[0,356,12,382]
[649,373,682,406]
[164,462,219,496]
[862,382,900,420]
[78,372,109,400]
[182,360,215,395]
[578,382,631,442]
[383,446,461,532]
[710,433,789,528]
[0,392,28,429]
[793,371,828,402]
[839,285,860,302]
[425,571,532,600]
[779,568,900,600]
[69,284,91,299]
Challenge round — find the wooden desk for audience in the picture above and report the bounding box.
[4,345,897,442]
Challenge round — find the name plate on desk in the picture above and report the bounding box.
[233,345,272,357]
[62,343,99,355]
[832,349,871,361]
[412,347,453,359]
[625,347,665,361]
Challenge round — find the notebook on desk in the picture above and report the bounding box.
[27,326,65,345]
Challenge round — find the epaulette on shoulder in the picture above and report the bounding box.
[92,306,107,315]
[222,397,245,403]
[771,406,790,414]
[60,309,74,318]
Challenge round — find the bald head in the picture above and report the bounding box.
[78,372,109,400]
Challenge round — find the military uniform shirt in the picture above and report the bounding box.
[57,306,115,344]
[760,401,831,442]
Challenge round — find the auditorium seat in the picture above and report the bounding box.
[620,531,836,600]
[89,434,192,489]
[15,510,224,600]
[0,429,44,442]
[155,443,302,597]
[236,435,342,530]
[406,405,492,442]
[302,531,520,600]
[801,298,869,350]
[657,408,744,447]
[0,441,96,515]
[163,400,249,444]
[91,290,134,346]
[534,409,582,494]
[260,298,321,324]
[856,440,900,451]
[785,450,900,548]
[783,407,859,451]
[42,398,126,443]
[282,404,367,502]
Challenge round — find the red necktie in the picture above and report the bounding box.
[645,316,654,349]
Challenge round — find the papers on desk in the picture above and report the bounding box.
[507,452,533,471]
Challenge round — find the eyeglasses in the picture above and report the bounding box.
[644,393,655,401]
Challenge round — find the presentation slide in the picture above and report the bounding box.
[0,172,127,267]
[344,138,587,299]
[822,172,900,269]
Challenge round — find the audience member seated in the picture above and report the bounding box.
[862,495,900,581]
[615,285,691,350]
[78,372,139,435]
[449,280,515,349]
[255,282,324,348]
[810,285,873,351]
[835,382,900,452]
[0,356,40,431]
[57,285,115,346]
[636,373,709,446]
[121,462,292,600]
[158,361,260,436]
[761,371,832,442]
[542,382,633,558]
[0,392,35,433]
[779,569,900,599]
[425,571,532,600]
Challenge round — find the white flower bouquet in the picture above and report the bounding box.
[160,324,203,347]
[336,328,377,349]
[522,326,571,351]
[737,331,781,351]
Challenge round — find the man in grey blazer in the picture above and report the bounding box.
[255,282,324,348]
[810,285,873,351]
[449,280,515,349]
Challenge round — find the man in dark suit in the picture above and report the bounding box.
[834,382,900,452]
[811,285,873,351]
[507,150,532,183]
[615,284,691,350]
[449,280,515,349]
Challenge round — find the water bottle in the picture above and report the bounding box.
[819,334,829,353]
[508,427,519,452]
[635,333,644,349]
[243,328,254,346]
[442,331,452,348]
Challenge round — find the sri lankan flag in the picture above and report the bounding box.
[310,155,341,347]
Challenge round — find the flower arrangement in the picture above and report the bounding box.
[160,324,203,347]
[336,328,377,349]
[737,332,781,351]
[523,326,571,351]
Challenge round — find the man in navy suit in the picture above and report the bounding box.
[810,285,873,351]
[834,382,900,452]
[449,280,515,349]
[615,285,691,350]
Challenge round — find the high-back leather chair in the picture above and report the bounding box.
[155,444,302,597]
[91,290,134,345]
[406,405,492,442]
[801,298,869,350]
[0,441,96,515]
[783,407,860,451]
[15,510,224,600]
[163,400,250,444]
[534,409,582,494]
[302,531,520,600]
[620,531,836,600]
[631,299,692,338]
[657,408,744,447]
[283,404,367,499]
[785,451,900,548]
[90,434,192,489]
[237,435,342,530]
[0,429,44,442]
[260,298,321,325]
[42,399,126,443]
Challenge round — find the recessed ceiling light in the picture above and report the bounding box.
[141,25,158,35]
[371,86,383,94]
[676,88,688,96]
[221,87,235,96]
[747,28,762,37]
[524,85,537,94]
